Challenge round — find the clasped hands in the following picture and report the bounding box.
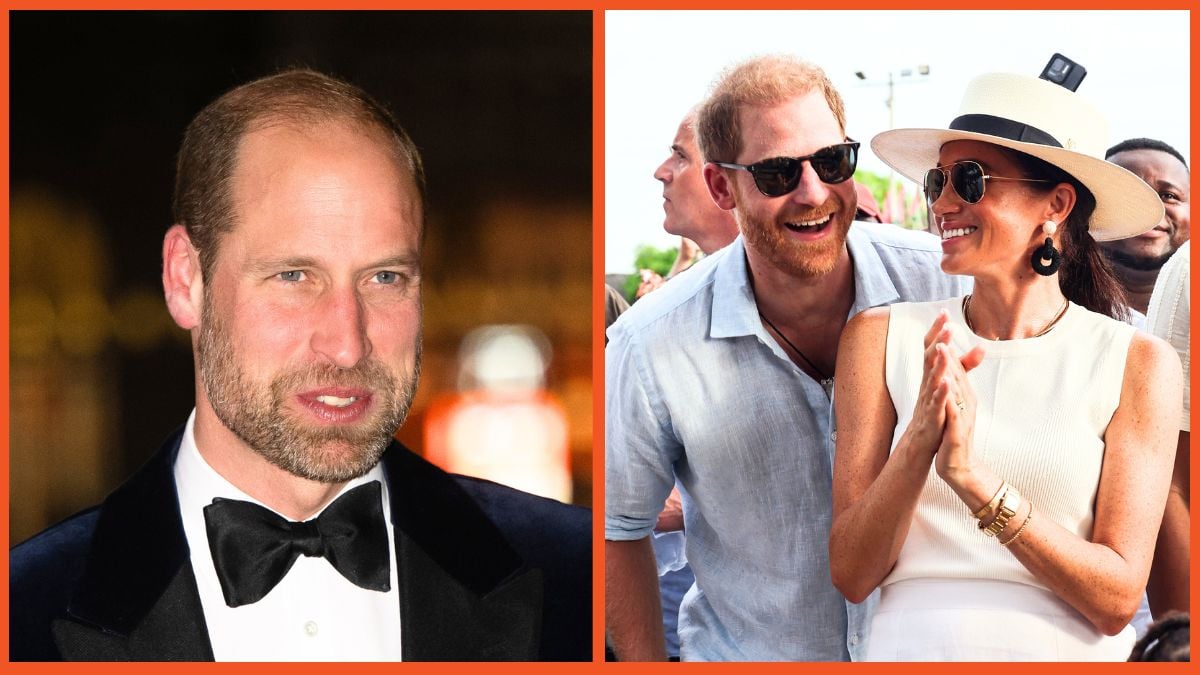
[911,310,988,489]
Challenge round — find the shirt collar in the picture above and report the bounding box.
[845,223,902,313]
[710,236,761,339]
[709,223,903,340]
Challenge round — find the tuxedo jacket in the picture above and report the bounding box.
[9,429,591,661]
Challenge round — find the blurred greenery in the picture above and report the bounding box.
[853,168,890,209]
[622,244,679,301]
[854,167,928,231]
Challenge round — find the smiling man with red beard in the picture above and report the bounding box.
[10,69,589,663]
[605,55,970,661]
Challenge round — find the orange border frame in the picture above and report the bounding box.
[598,7,1194,674]
[2,1,1196,672]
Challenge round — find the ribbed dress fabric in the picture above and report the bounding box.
[864,296,1136,661]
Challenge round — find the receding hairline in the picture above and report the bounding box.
[237,113,421,180]
[172,68,429,280]
[227,116,426,231]
[680,104,702,131]
[673,110,701,150]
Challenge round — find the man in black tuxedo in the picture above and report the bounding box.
[9,69,590,662]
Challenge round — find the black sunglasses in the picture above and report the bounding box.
[712,140,859,197]
[924,160,1051,207]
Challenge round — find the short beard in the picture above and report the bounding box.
[736,186,850,278]
[1102,246,1175,273]
[197,293,420,483]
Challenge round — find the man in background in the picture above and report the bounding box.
[635,108,740,298]
[1100,138,1189,319]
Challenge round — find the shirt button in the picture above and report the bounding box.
[849,633,859,645]
[831,431,838,442]
[304,620,319,637]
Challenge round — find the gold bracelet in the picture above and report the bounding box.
[982,485,1022,537]
[1000,504,1034,546]
[972,481,1009,520]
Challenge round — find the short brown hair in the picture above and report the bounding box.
[696,55,846,164]
[172,69,426,278]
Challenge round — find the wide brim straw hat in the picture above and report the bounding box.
[871,73,1163,241]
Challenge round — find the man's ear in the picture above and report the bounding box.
[703,163,738,211]
[162,225,204,330]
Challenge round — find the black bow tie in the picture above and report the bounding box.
[203,481,391,608]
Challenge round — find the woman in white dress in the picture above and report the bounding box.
[828,71,1183,661]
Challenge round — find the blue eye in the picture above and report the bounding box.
[374,271,400,284]
[278,270,305,282]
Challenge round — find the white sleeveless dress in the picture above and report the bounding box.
[864,297,1136,661]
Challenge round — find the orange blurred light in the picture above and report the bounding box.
[425,390,571,503]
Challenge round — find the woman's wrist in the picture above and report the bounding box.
[997,500,1034,546]
[895,428,937,473]
[946,464,1001,513]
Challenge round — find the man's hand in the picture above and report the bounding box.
[667,237,700,278]
[636,269,666,299]
[654,487,684,532]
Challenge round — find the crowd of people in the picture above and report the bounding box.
[605,54,1189,662]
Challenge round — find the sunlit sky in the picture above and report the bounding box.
[604,10,1191,273]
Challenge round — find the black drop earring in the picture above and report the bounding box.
[1030,220,1061,276]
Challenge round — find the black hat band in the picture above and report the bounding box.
[949,114,1063,148]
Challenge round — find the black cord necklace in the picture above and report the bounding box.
[758,310,832,383]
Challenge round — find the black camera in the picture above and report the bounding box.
[1039,53,1086,92]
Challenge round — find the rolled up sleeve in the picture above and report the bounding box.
[604,324,679,541]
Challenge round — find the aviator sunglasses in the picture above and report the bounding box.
[924,160,1051,208]
[712,140,860,197]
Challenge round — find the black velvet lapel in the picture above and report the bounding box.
[43,432,542,661]
[53,565,212,661]
[383,442,543,661]
[52,428,214,661]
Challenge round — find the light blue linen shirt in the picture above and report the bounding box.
[605,222,971,661]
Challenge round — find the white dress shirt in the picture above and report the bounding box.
[1146,241,1190,432]
[174,411,403,661]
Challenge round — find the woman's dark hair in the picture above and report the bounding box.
[1128,612,1190,661]
[999,147,1130,322]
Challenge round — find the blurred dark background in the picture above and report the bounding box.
[9,11,593,544]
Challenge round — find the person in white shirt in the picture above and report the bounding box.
[1144,241,1190,621]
